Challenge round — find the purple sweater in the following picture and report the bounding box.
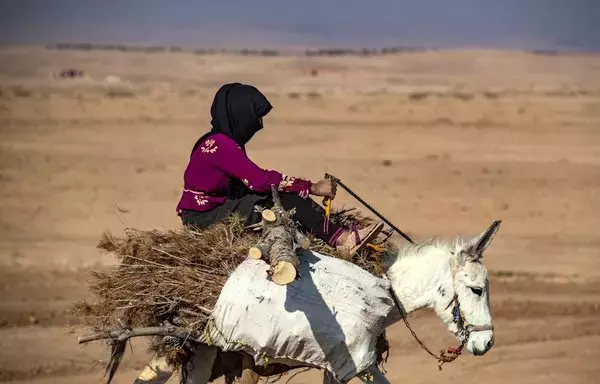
[177,133,313,213]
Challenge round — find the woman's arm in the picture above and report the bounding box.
[207,134,313,197]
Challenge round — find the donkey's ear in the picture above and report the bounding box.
[464,220,502,258]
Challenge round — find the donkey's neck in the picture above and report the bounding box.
[383,243,453,317]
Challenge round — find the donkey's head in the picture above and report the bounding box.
[433,220,500,356]
[384,220,501,357]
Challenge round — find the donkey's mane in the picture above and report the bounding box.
[393,236,454,260]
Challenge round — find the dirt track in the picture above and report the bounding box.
[1,47,599,383]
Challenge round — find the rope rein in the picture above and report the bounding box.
[390,288,468,371]
[402,313,468,370]
[324,173,415,244]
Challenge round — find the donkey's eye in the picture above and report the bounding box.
[470,287,483,296]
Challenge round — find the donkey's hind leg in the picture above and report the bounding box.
[134,355,175,384]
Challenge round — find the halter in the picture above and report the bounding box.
[447,252,495,342]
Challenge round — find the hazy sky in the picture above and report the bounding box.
[1,0,599,50]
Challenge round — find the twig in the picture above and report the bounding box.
[172,297,213,315]
[245,223,263,231]
[121,254,177,269]
[178,308,206,318]
[270,185,284,211]
[78,326,199,344]
[150,247,201,266]
[223,226,231,246]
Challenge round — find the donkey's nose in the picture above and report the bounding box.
[472,346,485,356]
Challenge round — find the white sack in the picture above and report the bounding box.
[205,250,395,382]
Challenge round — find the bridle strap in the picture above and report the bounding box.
[448,255,494,337]
[466,324,495,332]
[450,293,494,338]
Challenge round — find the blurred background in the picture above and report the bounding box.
[0,1,599,383]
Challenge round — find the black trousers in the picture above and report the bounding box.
[180,193,341,244]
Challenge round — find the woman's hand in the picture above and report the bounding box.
[310,179,337,198]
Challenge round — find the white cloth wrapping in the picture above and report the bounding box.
[205,250,395,382]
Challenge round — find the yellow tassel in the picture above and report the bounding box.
[325,198,332,220]
[367,243,384,252]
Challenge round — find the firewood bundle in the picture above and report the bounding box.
[247,185,310,285]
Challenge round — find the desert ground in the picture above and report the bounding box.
[0,46,599,383]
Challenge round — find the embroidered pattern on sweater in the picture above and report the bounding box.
[242,178,254,190]
[201,139,219,154]
[184,189,210,206]
[278,175,296,191]
[298,188,310,199]
[194,194,209,206]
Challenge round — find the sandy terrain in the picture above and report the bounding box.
[1,46,599,383]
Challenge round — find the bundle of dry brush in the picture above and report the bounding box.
[69,202,392,376]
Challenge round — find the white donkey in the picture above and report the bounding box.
[134,221,500,384]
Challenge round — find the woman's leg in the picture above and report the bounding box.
[276,194,344,245]
[276,194,385,254]
[180,209,222,229]
[180,194,267,229]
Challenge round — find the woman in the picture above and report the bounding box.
[176,83,383,256]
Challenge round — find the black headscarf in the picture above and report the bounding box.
[190,83,273,200]
[191,83,273,155]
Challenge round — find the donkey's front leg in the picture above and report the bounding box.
[358,365,391,384]
[323,370,342,384]
[183,343,218,384]
[238,353,260,384]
